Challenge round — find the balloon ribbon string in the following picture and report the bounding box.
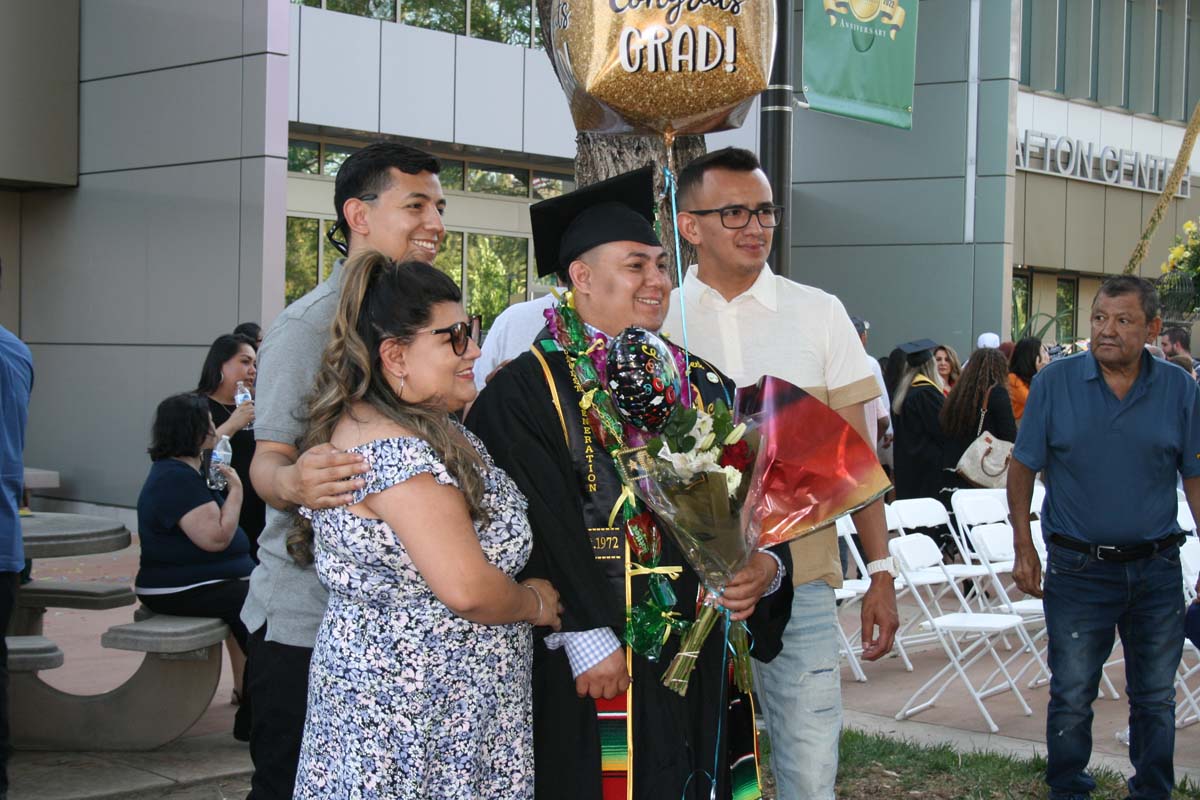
[678,606,730,800]
[663,163,693,407]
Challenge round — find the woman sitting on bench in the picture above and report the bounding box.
[134,392,255,739]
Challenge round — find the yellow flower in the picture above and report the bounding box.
[1185,219,1197,235]
[1170,244,1187,264]
[1163,261,1173,274]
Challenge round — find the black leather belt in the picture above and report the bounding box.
[1049,532,1187,563]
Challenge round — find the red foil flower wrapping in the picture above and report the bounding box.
[735,376,891,548]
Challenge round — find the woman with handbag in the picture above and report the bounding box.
[941,348,1017,491]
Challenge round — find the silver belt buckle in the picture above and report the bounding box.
[1094,545,1121,561]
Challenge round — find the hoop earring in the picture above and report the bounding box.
[397,375,405,399]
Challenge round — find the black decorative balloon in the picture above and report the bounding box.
[606,327,682,433]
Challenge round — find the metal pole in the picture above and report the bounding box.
[759,0,794,278]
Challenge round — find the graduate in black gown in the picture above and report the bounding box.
[466,168,791,800]
[891,338,951,502]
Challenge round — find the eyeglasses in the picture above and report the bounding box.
[422,321,474,356]
[684,204,785,229]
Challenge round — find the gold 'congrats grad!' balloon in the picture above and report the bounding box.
[546,0,776,136]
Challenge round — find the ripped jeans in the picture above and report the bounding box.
[751,581,841,800]
[1043,542,1184,800]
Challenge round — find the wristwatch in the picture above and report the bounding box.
[865,557,897,578]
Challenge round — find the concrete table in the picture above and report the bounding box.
[21,468,59,490]
[20,513,130,559]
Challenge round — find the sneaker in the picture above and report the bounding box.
[1115,726,1130,746]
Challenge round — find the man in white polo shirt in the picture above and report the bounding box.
[661,147,899,800]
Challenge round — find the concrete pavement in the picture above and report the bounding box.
[12,540,1200,798]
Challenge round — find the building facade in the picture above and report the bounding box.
[2,0,1196,510]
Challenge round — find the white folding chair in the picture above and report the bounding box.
[833,586,868,683]
[889,534,1033,733]
[968,523,1051,689]
[893,496,991,606]
[1175,538,1200,727]
[949,491,1010,567]
[832,516,871,682]
[1178,500,1196,536]
[834,515,906,679]
[884,503,902,535]
[1029,482,1046,518]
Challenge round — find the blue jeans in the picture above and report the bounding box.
[1043,542,1184,800]
[751,581,841,800]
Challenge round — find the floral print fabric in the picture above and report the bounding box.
[293,429,534,799]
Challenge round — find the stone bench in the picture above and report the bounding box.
[7,636,63,672]
[11,608,230,751]
[11,579,137,636]
[102,613,230,658]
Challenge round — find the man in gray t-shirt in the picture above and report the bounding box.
[243,143,448,800]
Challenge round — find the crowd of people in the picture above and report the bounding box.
[4,137,1200,800]
[123,143,1200,800]
[863,330,1049,525]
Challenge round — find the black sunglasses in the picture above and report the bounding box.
[684,204,785,229]
[325,193,381,257]
[423,321,473,356]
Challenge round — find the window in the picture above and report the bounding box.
[288,140,320,175]
[1012,273,1031,342]
[1056,277,1077,343]
[467,234,529,331]
[286,217,322,305]
[402,0,466,35]
[291,0,320,6]
[467,163,530,197]
[319,220,339,281]
[435,231,466,288]
[440,160,466,191]
[532,171,575,200]
[471,0,532,46]
[322,143,358,179]
[326,0,396,20]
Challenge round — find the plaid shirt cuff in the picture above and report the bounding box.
[544,628,622,678]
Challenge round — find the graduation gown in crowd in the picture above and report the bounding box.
[467,329,791,800]
[892,374,949,502]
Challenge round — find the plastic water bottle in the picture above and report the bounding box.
[208,435,232,491]
[234,381,253,430]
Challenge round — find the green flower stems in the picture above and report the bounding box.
[661,601,720,696]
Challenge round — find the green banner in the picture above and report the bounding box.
[802,0,919,129]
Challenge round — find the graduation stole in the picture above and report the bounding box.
[911,373,941,391]
[541,293,690,659]
[535,296,765,800]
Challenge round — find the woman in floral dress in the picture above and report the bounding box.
[290,251,562,799]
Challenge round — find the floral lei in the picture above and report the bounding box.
[544,292,691,660]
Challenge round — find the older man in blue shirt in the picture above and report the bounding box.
[1010,275,1200,800]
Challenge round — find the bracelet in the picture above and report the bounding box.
[523,583,543,624]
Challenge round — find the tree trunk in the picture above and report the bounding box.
[536,0,707,276]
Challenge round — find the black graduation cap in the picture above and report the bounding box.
[898,338,938,367]
[530,166,660,277]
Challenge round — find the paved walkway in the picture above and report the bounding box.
[10,538,250,800]
[12,543,1200,798]
[838,600,1200,784]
